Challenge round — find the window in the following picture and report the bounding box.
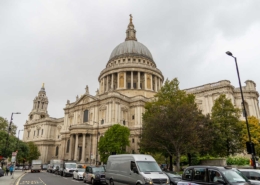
[58,135,59,139]
[183,168,193,180]
[132,150,135,154]
[66,139,70,153]
[133,83,136,89]
[208,170,223,183]
[37,130,39,136]
[131,161,137,171]
[132,115,135,120]
[193,168,206,181]
[28,131,30,137]
[127,83,131,89]
[30,115,33,120]
[83,110,89,122]
[55,146,59,156]
[41,129,43,135]
[123,120,126,125]
[132,138,135,143]
[34,131,35,136]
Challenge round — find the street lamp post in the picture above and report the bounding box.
[3,112,21,159]
[226,51,256,169]
[93,119,103,166]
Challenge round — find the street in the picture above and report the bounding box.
[17,171,88,185]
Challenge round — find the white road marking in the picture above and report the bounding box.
[39,177,47,185]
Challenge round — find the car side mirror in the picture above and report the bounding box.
[133,167,138,174]
[217,179,226,184]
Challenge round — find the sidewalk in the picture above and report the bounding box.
[0,170,26,185]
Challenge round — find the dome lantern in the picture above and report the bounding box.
[125,14,137,41]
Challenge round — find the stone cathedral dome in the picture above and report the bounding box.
[109,41,153,61]
[108,14,153,62]
[98,15,164,98]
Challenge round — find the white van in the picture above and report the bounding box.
[105,154,169,185]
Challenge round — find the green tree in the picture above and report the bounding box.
[27,142,41,164]
[140,78,210,171]
[0,116,17,136]
[240,116,260,155]
[210,94,243,156]
[98,124,130,163]
[0,117,8,132]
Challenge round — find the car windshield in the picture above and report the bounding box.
[93,167,105,173]
[66,164,76,168]
[166,172,181,178]
[136,161,162,172]
[222,170,246,183]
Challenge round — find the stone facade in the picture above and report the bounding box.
[23,16,260,164]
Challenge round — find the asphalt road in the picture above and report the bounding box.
[17,171,88,185]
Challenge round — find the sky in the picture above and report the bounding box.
[1,0,260,138]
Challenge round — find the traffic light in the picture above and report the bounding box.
[246,141,255,154]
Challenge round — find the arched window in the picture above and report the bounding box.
[84,110,89,122]
[56,146,59,156]
[66,139,70,153]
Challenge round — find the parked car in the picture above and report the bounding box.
[73,168,85,180]
[83,166,106,184]
[164,171,182,185]
[177,166,251,185]
[42,164,48,170]
[239,169,260,185]
[47,164,51,173]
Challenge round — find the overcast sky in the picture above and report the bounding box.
[1,0,260,138]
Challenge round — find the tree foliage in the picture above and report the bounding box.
[0,116,17,136]
[140,78,210,171]
[240,116,260,155]
[98,124,130,163]
[209,94,243,156]
[26,142,41,164]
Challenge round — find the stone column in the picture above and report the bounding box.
[106,76,109,91]
[69,134,73,160]
[117,73,119,89]
[151,75,153,90]
[138,72,140,89]
[155,76,158,92]
[124,72,126,89]
[102,78,105,93]
[131,71,133,89]
[111,74,114,89]
[74,134,79,161]
[80,134,86,163]
[144,73,147,90]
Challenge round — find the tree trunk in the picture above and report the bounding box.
[176,151,181,172]
[169,155,173,171]
[188,153,191,166]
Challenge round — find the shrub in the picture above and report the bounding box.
[226,157,250,165]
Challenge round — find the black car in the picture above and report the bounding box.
[164,171,182,185]
[83,166,106,184]
[178,166,251,185]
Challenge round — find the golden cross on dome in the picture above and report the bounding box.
[42,83,45,88]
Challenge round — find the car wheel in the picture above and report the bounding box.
[170,183,174,185]
[91,178,95,185]
[110,179,114,185]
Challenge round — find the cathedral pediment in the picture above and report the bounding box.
[74,94,99,106]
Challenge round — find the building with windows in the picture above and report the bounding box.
[23,16,260,164]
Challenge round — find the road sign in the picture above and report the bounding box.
[11,156,16,162]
